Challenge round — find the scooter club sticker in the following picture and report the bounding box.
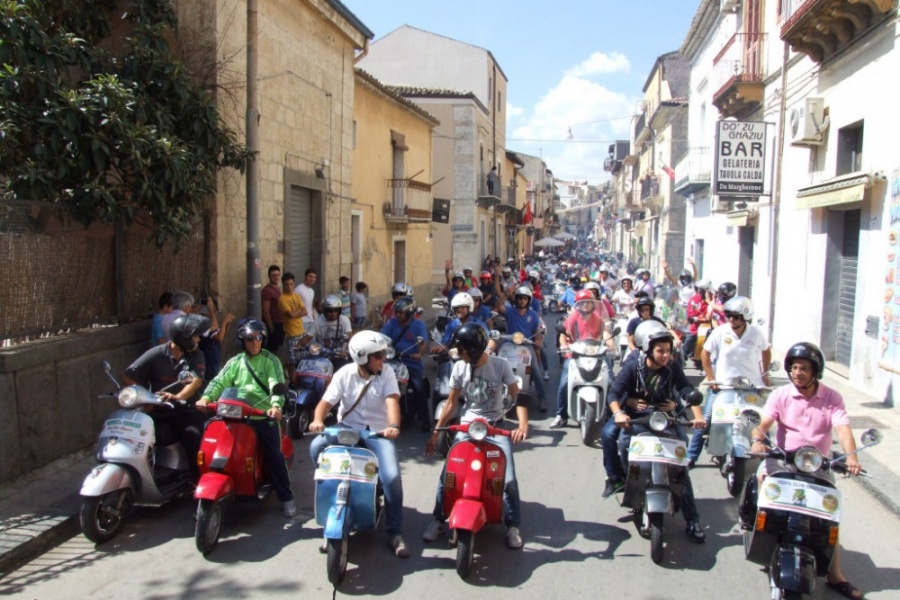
[759,477,842,521]
[364,462,377,477]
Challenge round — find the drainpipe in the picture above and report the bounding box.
[246,0,261,319]
[768,42,789,343]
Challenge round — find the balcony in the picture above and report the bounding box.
[633,111,648,145]
[494,186,519,214]
[640,175,661,205]
[383,178,433,225]
[712,32,767,119]
[477,171,502,208]
[673,147,712,195]
[779,0,894,63]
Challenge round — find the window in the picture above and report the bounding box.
[352,120,357,149]
[836,121,863,175]
[498,91,502,112]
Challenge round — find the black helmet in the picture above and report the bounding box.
[170,314,210,353]
[636,296,656,315]
[235,318,268,347]
[678,269,693,286]
[450,322,489,364]
[393,296,417,318]
[784,342,825,381]
[718,282,737,302]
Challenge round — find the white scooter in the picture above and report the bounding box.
[562,327,620,447]
[79,361,197,543]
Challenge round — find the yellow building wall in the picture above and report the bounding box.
[352,74,436,316]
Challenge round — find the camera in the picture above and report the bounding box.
[199,296,208,306]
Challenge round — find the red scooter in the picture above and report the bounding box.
[439,418,509,579]
[194,384,294,555]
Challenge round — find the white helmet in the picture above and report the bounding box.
[451,292,474,311]
[468,287,483,300]
[634,320,673,353]
[618,270,633,284]
[348,331,389,366]
[695,279,712,291]
[724,296,753,320]
[584,281,601,294]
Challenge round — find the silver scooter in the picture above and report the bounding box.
[79,361,196,543]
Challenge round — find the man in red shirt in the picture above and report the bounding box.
[683,279,711,364]
[261,265,284,352]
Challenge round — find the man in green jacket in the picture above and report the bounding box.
[197,318,297,517]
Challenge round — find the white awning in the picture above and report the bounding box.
[795,172,873,210]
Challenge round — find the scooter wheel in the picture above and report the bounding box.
[649,512,664,565]
[80,489,133,544]
[326,533,349,586]
[727,457,746,498]
[437,430,453,457]
[455,529,475,580]
[195,499,223,555]
[288,408,309,439]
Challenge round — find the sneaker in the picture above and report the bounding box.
[422,520,446,542]
[390,534,410,558]
[687,459,697,470]
[601,478,624,499]
[506,526,523,549]
[282,499,297,518]
[686,520,706,543]
[319,538,328,554]
[538,399,548,413]
[549,416,567,429]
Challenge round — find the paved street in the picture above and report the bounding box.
[2,340,899,600]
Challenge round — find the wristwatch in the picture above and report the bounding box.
[388,423,400,430]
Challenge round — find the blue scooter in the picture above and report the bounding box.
[314,427,384,586]
[287,342,348,437]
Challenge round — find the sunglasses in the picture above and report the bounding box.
[325,308,341,313]
[725,312,743,320]
[369,351,386,360]
[244,334,264,342]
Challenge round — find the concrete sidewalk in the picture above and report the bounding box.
[1,322,898,578]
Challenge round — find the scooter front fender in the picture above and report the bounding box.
[325,504,352,539]
[295,388,320,409]
[771,545,817,596]
[80,463,136,498]
[194,471,235,502]
[578,386,600,404]
[644,488,674,514]
[447,499,487,533]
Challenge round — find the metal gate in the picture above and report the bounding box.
[286,186,312,276]
[834,209,860,367]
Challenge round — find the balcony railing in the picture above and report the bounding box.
[712,32,767,118]
[673,147,712,195]
[384,178,433,224]
[779,0,893,63]
[633,111,647,144]
[640,176,660,203]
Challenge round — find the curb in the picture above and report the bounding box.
[0,511,79,578]
[850,453,900,518]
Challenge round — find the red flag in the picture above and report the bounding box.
[523,201,533,224]
[662,164,675,181]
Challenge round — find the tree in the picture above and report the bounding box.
[0,0,253,244]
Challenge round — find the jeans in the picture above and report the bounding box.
[556,358,571,419]
[529,347,547,402]
[619,422,700,522]
[687,389,715,462]
[404,361,430,425]
[250,419,293,502]
[432,431,521,527]
[601,416,625,482]
[309,428,404,536]
[683,333,698,363]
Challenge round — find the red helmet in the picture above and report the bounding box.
[480,271,493,281]
[575,289,594,302]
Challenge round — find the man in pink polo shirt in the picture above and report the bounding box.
[749,342,864,600]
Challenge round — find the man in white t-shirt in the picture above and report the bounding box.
[294,268,319,329]
[687,295,771,465]
[308,331,409,558]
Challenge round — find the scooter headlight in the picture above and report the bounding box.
[738,409,761,428]
[793,446,823,473]
[468,420,489,441]
[216,402,243,419]
[118,387,139,408]
[649,411,669,432]
[511,332,525,345]
[308,342,323,356]
[337,429,361,446]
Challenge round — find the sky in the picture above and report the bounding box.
[341,0,700,185]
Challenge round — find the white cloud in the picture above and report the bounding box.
[506,102,525,118]
[508,76,636,184]
[564,51,631,78]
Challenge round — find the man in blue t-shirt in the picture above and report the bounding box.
[494,285,547,410]
[382,296,429,431]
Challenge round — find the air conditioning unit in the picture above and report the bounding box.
[721,0,741,12]
[790,97,829,146]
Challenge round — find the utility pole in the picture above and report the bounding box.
[245,0,261,319]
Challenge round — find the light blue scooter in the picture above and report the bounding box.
[314,427,384,586]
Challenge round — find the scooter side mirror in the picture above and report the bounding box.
[860,428,883,447]
[271,382,288,396]
[488,330,502,340]
[178,370,197,383]
[555,320,567,335]
[610,326,622,337]
[683,389,704,407]
[768,361,780,373]
[102,360,112,374]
